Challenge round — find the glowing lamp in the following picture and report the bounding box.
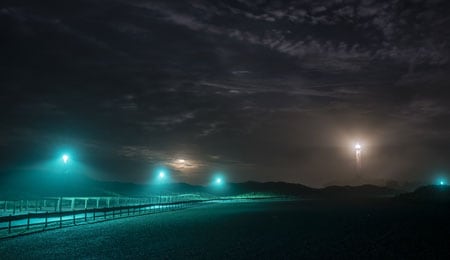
[62,154,69,164]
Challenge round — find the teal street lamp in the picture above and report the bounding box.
[154,166,170,183]
[211,173,225,187]
[59,153,71,214]
[154,168,169,210]
[62,154,69,164]
[435,175,447,186]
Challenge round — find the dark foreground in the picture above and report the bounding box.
[1,199,449,259]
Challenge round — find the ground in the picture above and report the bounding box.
[1,199,449,259]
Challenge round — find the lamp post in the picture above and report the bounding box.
[211,175,225,197]
[157,170,167,211]
[60,154,70,213]
[62,154,69,165]
[354,143,362,174]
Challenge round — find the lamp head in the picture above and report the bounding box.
[62,154,69,164]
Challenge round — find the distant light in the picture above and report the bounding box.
[216,178,222,184]
[177,159,185,164]
[62,154,69,164]
[159,171,165,179]
[354,143,361,150]
[440,181,444,185]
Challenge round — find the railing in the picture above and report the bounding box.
[0,195,198,216]
[0,198,211,237]
[0,195,289,238]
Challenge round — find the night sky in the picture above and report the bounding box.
[1,0,450,187]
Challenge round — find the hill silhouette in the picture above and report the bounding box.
[0,171,401,199]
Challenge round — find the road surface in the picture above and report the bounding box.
[1,200,449,259]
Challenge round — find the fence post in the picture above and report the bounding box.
[8,214,11,233]
[45,211,48,228]
[27,213,30,230]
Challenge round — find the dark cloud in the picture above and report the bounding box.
[1,0,450,187]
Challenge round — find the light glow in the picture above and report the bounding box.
[62,154,69,164]
[436,177,446,186]
[354,143,362,172]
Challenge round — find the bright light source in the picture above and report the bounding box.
[354,143,361,150]
[216,178,222,184]
[159,171,165,179]
[62,154,69,164]
[177,159,185,164]
[440,181,444,185]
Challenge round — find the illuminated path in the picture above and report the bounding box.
[1,200,450,259]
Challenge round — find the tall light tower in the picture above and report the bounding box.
[354,143,362,173]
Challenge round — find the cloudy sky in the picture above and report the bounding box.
[1,0,450,187]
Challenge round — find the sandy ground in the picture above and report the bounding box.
[1,199,449,259]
